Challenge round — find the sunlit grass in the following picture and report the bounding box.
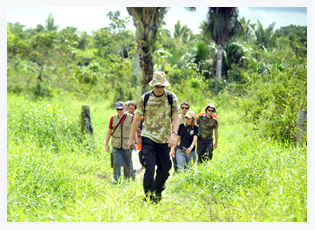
[7,93,307,222]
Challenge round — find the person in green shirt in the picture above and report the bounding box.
[196,103,219,163]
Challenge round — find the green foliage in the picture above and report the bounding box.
[170,70,212,105]
[275,25,307,59]
[33,81,54,99]
[240,57,307,143]
[153,48,172,71]
[92,28,120,58]
[7,24,16,44]
[196,41,209,62]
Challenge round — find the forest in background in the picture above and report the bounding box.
[7,9,307,144]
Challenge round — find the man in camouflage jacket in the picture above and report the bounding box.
[128,71,180,203]
[196,103,219,163]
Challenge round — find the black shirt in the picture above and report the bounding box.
[178,123,199,151]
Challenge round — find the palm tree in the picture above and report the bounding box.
[174,20,192,44]
[78,31,88,50]
[239,17,256,44]
[45,14,59,31]
[255,20,277,50]
[126,7,169,94]
[203,7,243,81]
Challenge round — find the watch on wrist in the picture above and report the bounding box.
[172,131,178,135]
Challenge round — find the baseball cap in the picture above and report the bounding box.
[185,110,195,119]
[115,101,124,109]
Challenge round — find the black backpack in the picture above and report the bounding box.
[143,90,174,122]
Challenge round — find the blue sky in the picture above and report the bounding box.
[6,6,307,36]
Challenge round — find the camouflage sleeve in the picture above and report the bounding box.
[136,94,145,116]
[194,125,199,136]
[196,116,201,125]
[171,92,180,116]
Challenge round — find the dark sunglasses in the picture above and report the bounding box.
[154,85,165,89]
[208,109,215,112]
[116,108,123,111]
[181,107,189,110]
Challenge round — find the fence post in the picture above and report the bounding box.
[296,110,307,147]
[81,105,93,139]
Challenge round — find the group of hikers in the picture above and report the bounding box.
[105,71,219,203]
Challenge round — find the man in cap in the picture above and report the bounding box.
[105,101,136,184]
[128,71,180,203]
[196,103,219,163]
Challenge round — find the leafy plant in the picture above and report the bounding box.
[240,56,307,143]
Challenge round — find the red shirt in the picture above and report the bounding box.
[109,114,134,129]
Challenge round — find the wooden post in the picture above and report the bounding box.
[296,110,307,147]
[81,105,93,138]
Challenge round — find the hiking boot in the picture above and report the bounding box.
[143,194,155,203]
[154,192,162,203]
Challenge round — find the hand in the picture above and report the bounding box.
[168,133,176,148]
[171,149,175,158]
[214,143,217,150]
[128,139,136,150]
[185,147,192,155]
[106,145,110,153]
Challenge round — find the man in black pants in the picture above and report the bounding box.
[128,71,180,203]
[196,103,219,163]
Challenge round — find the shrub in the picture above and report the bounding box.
[240,57,307,143]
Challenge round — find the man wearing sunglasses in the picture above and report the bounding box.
[179,102,190,124]
[196,103,219,163]
[105,101,137,184]
[172,101,190,173]
[128,71,180,203]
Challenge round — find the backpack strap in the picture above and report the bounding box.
[143,91,151,116]
[111,114,126,136]
[167,91,173,122]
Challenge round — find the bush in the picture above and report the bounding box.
[240,57,307,143]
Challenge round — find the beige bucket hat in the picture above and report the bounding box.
[149,71,170,87]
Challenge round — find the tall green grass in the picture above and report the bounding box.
[7,92,307,222]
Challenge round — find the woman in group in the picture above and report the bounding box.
[171,110,199,173]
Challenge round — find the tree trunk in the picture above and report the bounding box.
[134,52,140,77]
[216,44,223,81]
[139,45,154,95]
[133,52,140,87]
[81,105,93,139]
[38,65,44,81]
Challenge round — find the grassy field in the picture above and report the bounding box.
[7,92,307,222]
